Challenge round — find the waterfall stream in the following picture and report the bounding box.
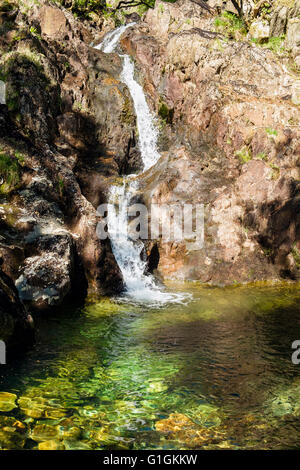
[95,25,185,304]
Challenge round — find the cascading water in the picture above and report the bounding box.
[95,25,186,304]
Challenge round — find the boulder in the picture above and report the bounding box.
[285,17,300,57]
[0,264,34,354]
[249,20,270,42]
[39,6,69,39]
[15,233,80,310]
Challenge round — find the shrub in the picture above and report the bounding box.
[235,146,252,163]
[214,11,247,40]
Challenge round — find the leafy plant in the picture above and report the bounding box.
[235,146,252,163]
[214,11,247,40]
[255,152,268,161]
[266,127,278,137]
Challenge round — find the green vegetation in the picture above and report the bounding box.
[269,162,280,180]
[291,243,300,268]
[214,11,247,40]
[251,36,286,54]
[266,127,278,137]
[29,26,42,40]
[235,146,252,164]
[158,100,174,125]
[0,152,21,193]
[58,177,64,197]
[55,0,176,20]
[255,152,268,161]
[6,90,19,112]
[262,246,273,257]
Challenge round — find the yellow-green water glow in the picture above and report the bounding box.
[0,283,300,449]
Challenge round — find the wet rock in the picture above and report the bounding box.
[18,396,47,419]
[0,267,34,353]
[0,0,125,307]
[38,439,65,450]
[0,428,26,450]
[155,412,225,448]
[16,233,79,309]
[58,425,81,440]
[30,424,61,442]
[18,395,67,419]
[0,392,17,412]
[63,439,91,450]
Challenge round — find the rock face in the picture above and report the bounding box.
[119,0,300,284]
[0,0,129,311]
[0,265,34,353]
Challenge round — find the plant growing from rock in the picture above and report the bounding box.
[0,152,20,193]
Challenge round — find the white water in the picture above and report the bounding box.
[96,25,187,304]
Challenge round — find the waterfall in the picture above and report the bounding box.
[95,25,186,304]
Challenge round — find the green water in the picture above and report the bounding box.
[1,283,300,450]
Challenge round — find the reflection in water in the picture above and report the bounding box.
[0,284,300,449]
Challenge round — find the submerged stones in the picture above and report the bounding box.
[18,395,67,420]
[269,382,300,417]
[0,392,17,412]
[155,412,225,448]
[38,440,65,450]
[30,424,61,442]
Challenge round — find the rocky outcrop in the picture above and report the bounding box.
[0,263,34,353]
[0,0,130,309]
[120,0,300,284]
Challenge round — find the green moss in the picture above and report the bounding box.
[6,90,19,112]
[158,101,174,125]
[252,36,286,54]
[58,177,64,197]
[262,246,273,257]
[121,95,134,125]
[0,152,20,193]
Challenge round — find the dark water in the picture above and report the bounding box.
[0,283,300,449]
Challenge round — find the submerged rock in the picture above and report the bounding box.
[38,440,65,450]
[155,412,225,448]
[30,424,61,443]
[0,392,17,412]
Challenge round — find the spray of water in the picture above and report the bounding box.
[96,25,188,305]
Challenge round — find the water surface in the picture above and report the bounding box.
[1,283,300,449]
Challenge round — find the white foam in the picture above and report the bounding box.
[96,26,189,305]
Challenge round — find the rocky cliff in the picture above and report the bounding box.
[0,0,129,317]
[120,0,300,283]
